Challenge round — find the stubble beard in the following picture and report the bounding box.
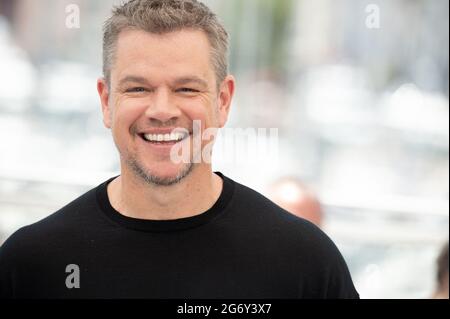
[126,154,195,187]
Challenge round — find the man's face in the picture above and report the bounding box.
[98,29,234,186]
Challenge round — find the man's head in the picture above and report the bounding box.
[97,0,235,187]
[268,177,324,228]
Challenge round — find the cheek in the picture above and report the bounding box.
[111,101,145,137]
[180,98,219,127]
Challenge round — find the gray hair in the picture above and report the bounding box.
[102,0,229,88]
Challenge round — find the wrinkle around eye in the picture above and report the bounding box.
[125,87,148,93]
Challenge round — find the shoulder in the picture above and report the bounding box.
[0,185,99,260]
[228,179,333,252]
[230,178,326,240]
[227,178,359,298]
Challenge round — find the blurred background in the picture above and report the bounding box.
[0,0,448,299]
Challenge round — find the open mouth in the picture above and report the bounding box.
[139,132,190,145]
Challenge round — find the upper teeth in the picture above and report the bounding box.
[144,133,186,142]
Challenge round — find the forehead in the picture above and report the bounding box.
[113,29,214,82]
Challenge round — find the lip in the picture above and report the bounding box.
[138,128,191,135]
[137,132,191,155]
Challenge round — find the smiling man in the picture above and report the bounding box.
[0,0,358,299]
[99,25,232,221]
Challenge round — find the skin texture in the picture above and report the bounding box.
[97,29,235,220]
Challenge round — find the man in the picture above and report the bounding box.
[268,177,324,228]
[0,0,358,299]
[432,242,449,299]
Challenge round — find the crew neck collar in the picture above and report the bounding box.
[96,172,234,232]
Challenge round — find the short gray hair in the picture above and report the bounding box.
[102,0,229,88]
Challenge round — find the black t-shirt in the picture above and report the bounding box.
[0,173,359,299]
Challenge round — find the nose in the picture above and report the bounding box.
[144,88,182,124]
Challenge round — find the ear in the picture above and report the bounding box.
[97,78,112,129]
[217,75,235,128]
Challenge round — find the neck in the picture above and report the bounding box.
[107,165,223,220]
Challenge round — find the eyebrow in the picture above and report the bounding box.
[118,75,209,89]
[118,76,150,87]
[172,76,209,89]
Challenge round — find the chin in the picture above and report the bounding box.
[152,163,194,186]
[130,158,194,187]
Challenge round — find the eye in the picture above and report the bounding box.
[126,87,147,93]
[177,88,199,93]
